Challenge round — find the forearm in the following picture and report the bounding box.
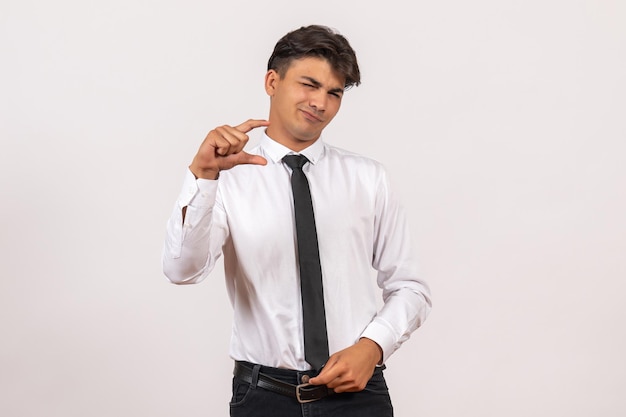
[360,283,431,363]
[162,169,227,284]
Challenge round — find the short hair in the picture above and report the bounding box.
[267,25,361,89]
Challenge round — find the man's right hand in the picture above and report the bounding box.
[189,119,270,179]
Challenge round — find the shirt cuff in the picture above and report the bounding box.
[177,168,218,209]
[360,319,397,364]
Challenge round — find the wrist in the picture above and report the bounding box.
[359,337,383,365]
[189,164,219,180]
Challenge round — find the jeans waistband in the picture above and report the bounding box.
[235,360,385,383]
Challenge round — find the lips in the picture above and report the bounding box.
[300,109,324,123]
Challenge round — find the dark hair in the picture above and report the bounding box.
[267,25,361,89]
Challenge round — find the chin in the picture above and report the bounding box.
[298,126,324,141]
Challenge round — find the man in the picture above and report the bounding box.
[163,24,431,417]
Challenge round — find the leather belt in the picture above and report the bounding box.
[233,362,334,403]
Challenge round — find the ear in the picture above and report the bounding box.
[265,69,279,96]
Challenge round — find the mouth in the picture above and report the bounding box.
[300,109,324,123]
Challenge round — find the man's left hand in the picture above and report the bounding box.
[308,338,383,393]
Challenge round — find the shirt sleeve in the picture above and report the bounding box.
[162,168,229,284]
[359,169,432,363]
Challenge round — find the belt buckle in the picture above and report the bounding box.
[295,383,320,404]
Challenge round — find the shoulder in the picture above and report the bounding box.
[322,144,397,198]
[323,143,386,173]
[322,144,389,187]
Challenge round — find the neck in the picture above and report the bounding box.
[265,127,320,152]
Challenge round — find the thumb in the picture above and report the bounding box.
[235,151,267,167]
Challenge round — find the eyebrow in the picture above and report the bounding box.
[301,76,344,95]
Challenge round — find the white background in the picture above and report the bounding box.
[1,1,625,416]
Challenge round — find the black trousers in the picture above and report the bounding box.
[230,361,394,417]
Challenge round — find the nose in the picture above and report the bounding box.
[308,90,327,112]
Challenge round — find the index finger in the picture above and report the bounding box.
[235,119,270,133]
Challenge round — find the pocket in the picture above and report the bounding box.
[229,376,252,407]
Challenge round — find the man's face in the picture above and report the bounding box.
[265,57,345,151]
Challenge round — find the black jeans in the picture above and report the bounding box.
[229,361,394,417]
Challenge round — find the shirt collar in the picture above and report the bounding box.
[260,132,325,165]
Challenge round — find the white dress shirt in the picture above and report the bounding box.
[162,133,431,370]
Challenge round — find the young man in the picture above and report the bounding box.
[163,25,431,417]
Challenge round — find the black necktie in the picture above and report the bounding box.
[282,154,329,370]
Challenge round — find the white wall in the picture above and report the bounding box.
[1,1,624,416]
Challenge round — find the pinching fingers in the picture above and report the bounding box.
[236,118,270,133]
[214,125,248,156]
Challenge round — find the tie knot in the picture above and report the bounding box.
[282,154,309,170]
